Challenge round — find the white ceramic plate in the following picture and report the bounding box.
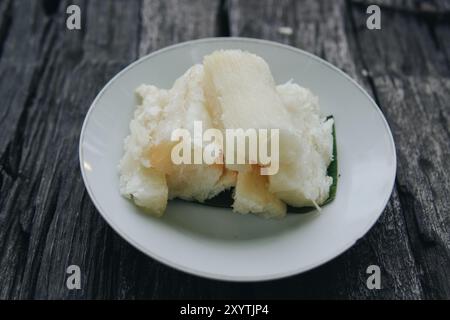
[79,38,396,281]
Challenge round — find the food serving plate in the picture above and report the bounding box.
[79,38,396,281]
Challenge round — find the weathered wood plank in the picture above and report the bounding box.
[0,0,225,299]
[350,4,450,299]
[0,0,12,59]
[139,0,221,56]
[229,0,371,90]
[350,3,449,78]
[0,0,145,299]
[0,0,58,299]
[228,0,425,299]
[30,0,144,299]
[352,0,450,13]
[371,75,450,299]
[0,0,448,299]
[435,21,450,70]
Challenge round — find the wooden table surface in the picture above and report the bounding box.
[0,0,449,300]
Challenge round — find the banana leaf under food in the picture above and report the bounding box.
[201,116,338,214]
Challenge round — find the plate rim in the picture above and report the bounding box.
[79,37,397,282]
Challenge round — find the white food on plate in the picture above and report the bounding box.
[119,50,333,218]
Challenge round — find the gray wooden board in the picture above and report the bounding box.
[0,0,448,299]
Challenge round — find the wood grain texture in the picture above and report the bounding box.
[228,0,424,300]
[371,75,450,299]
[352,0,450,13]
[0,0,448,299]
[350,5,450,298]
[139,0,221,56]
